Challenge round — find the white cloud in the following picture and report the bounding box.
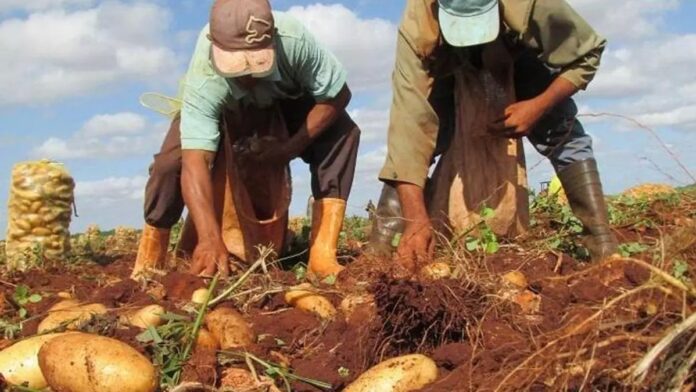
[75,175,147,202]
[349,107,389,143]
[0,1,178,106]
[566,1,696,135]
[0,0,94,13]
[79,112,148,137]
[568,0,680,42]
[285,3,397,92]
[356,145,388,175]
[32,112,167,159]
[68,175,148,231]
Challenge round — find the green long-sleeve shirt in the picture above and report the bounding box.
[379,0,606,187]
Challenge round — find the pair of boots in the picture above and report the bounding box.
[131,199,346,279]
[369,159,618,262]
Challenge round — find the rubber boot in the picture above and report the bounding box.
[558,159,619,262]
[131,224,171,278]
[308,198,346,279]
[367,183,404,256]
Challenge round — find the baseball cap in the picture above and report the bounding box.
[438,0,500,47]
[209,0,276,78]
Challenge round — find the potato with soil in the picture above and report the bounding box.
[196,328,220,351]
[38,300,107,333]
[344,354,438,392]
[205,307,255,349]
[340,293,377,324]
[285,284,337,320]
[119,304,165,329]
[420,262,452,280]
[38,333,157,392]
[0,333,71,389]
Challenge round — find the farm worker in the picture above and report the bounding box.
[132,0,360,279]
[369,0,618,270]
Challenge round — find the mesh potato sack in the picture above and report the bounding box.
[5,160,75,270]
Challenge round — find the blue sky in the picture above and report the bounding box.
[0,0,695,235]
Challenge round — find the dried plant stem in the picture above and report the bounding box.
[494,284,653,392]
[579,112,696,183]
[631,311,696,383]
[209,247,273,307]
[624,257,696,298]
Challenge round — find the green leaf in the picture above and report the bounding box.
[466,239,479,252]
[485,241,500,254]
[391,233,402,248]
[618,242,649,257]
[292,264,307,281]
[673,260,689,282]
[481,207,495,219]
[137,325,163,344]
[28,294,43,303]
[18,308,27,319]
[338,367,350,378]
[322,274,337,286]
[160,312,190,322]
[14,285,29,300]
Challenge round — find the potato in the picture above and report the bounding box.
[420,263,452,280]
[119,304,165,329]
[38,301,107,333]
[344,354,438,392]
[49,299,80,311]
[196,328,220,351]
[57,292,73,299]
[502,271,528,289]
[191,288,210,305]
[39,333,157,392]
[0,333,71,389]
[32,227,52,237]
[205,308,255,350]
[340,294,376,323]
[285,284,337,320]
[13,218,32,231]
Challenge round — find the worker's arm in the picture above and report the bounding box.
[493,0,606,137]
[394,182,435,272]
[177,25,232,277]
[379,6,442,270]
[490,77,579,137]
[252,85,352,164]
[531,0,607,91]
[181,150,230,278]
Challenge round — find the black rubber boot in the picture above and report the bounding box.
[558,159,619,262]
[367,183,405,256]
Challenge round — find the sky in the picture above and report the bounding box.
[0,0,695,236]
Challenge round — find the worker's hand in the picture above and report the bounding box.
[246,136,294,166]
[395,220,435,273]
[190,239,230,278]
[489,98,547,138]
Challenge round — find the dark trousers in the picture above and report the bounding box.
[143,97,361,229]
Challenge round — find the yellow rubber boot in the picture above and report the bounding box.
[131,224,170,278]
[308,198,346,279]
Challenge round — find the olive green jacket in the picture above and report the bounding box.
[379,0,606,187]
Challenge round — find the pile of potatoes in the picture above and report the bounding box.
[0,298,167,391]
[0,332,158,392]
[5,160,75,271]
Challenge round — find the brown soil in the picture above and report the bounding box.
[1,196,694,392]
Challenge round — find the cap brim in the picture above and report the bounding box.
[439,2,500,47]
[211,44,275,78]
